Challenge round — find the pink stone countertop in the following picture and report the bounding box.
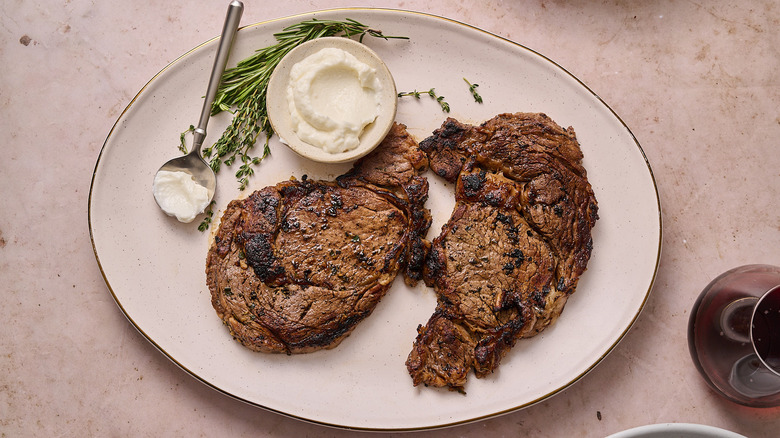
[1,0,778,436]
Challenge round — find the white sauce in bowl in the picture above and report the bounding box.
[152,170,209,223]
[287,47,382,154]
[265,37,397,164]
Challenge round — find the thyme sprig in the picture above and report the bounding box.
[397,88,450,113]
[197,201,215,232]
[463,77,483,103]
[201,18,407,191]
[179,125,194,154]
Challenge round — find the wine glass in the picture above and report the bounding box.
[688,264,780,407]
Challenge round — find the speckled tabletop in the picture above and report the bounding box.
[2,0,778,436]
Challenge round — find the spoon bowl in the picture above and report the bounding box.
[153,1,243,217]
[156,138,216,200]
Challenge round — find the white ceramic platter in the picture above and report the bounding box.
[89,8,661,431]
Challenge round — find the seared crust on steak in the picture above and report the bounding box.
[338,123,432,284]
[407,113,598,390]
[207,123,431,354]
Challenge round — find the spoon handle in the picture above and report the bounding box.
[192,0,244,153]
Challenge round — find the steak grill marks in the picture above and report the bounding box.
[206,123,431,354]
[407,113,598,391]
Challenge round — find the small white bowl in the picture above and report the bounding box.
[266,37,397,164]
[606,423,747,438]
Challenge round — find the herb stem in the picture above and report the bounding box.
[463,77,483,103]
[397,88,450,113]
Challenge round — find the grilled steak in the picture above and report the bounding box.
[207,123,430,354]
[407,113,598,390]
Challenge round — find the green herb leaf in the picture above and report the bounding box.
[463,77,483,103]
[197,201,216,232]
[398,88,450,113]
[179,125,194,154]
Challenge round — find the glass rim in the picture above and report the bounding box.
[751,283,780,377]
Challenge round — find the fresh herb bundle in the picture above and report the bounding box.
[202,18,407,191]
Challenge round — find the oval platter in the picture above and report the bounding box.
[89,8,662,431]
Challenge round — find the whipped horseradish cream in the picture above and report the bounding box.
[153,170,210,223]
[286,47,382,153]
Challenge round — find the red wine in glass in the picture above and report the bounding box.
[752,286,780,372]
[688,264,780,407]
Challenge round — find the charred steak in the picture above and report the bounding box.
[406,113,598,390]
[207,123,431,354]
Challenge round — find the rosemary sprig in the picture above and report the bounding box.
[202,18,407,190]
[397,88,450,113]
[463,77,483,103]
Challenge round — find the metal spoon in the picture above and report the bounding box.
[153,0,243,211]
